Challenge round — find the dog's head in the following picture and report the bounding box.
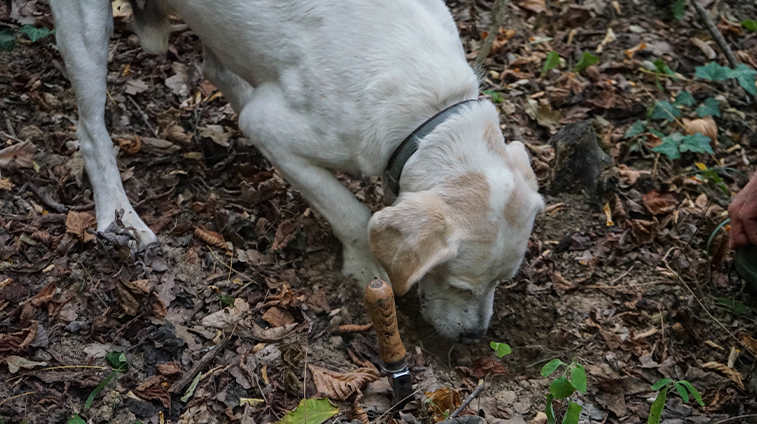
[369,125,543,343]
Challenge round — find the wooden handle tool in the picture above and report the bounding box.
[364,279,413,406]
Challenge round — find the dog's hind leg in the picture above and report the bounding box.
[201,47,255,113]
[50,0,156,245]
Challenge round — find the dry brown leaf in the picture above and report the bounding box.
[271,218,300,251]
[262,306,295,327]
[642,190,677,216]
[135,375,171,408]
[425,388,462,423]
[0,141,36,170]
[199,125,230,147]
[334,323,373,334]
[691,38,717,60]
[0,323,38,354]
[247,322,298,341]
[65,211,97,243]
[682,117,717,146]
[0,178,13,191]
[702,361,745,390]
[309,365,380,401]
[202,298,251,329]
[195,225,226,248]
[624,42,647,59]
[516,0,546,13]
[352,400,370,424]
[459,356,508,379]
[117,134,142,154]
[6,355,47,374]
[157,361,182,376]
[739,334,757,357]
[618,164,651,186]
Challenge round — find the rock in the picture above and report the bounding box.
[549,120,616,204]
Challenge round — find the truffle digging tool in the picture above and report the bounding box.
[364,279,413,406]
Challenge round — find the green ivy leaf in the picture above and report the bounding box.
[651,101,681,122]
[574,52,600,72]
[671,0,687,20]
[549,376,576,399]
[542,51,561,77]
[680,133,714,154]
[277,398,339,424]
[732,64,757,96]
[675,382,690,403]
[570,364,587,394]
[19,24,51,43]
[651,378,674,391]
[677,380,705,406]
[673,91,696,107]
[624,120,648,139]
[651,133,682,160]
[541,359,565,377]
[647,387,668,424]
[696,97,721,117]
[743,20,757,32]
[0,29,15,51]
[490,342,512,357]
[545,394,556,424]
[695,62,733,81]
[67,415,87,424]
[562,402,583,424]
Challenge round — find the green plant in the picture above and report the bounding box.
[743,20,757,32]
[84,351,128,411]
[490,341,512,357]
[696,61,757,96]
[671,0,687,20]
[0,24,54,51]
[541,359,587,424]
[542,51,561,77]
[483,89,504,104]
[647,378,704,424]
[574,52,599,73]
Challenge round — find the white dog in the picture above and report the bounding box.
[50,0,543,342]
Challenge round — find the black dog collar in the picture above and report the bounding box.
[384,98,481,196]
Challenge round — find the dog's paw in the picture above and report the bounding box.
[342,246,389,289]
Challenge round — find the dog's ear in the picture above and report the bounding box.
[368,191,458,296]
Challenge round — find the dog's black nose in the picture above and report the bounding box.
[460,330,486,344]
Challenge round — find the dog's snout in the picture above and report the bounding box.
[459,329,486,344]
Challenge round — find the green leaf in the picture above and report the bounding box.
[647,387,668,424]
[680,133,714,154]
[654,59,675,77]
[716,297,748,315]
[545,394,556,424]
[19,25,51,43]
[574,52,600,72]
[743,20,757,32]
[677,380,705,406]
[651,134,682,160]
[276,398,340,424]
[732,64,757,96]
[85,370,118,410]
[181,371,203,403]
[695,62,733,81]
[106,351,127,371]
[549,376,576,399]
[570,364,587,394]
[542,51,562,77]
[673,91,695,107]
[0,29,15,51]
[483,89,504,104]
[67,415,87,424]
[675,382,690,403]
[651,101,681,122]
[562,402,583,424]
[671,0,687,20]
[624,120,647,139]
[651,378,674,391]
[696,97,721,117]
[541,359,565,377]
[490,342,512,357]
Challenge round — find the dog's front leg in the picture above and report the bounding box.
[233,84,388,288]
[50,0,156,245]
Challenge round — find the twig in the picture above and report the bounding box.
[474,0,511,68]
[126,94,158,136]
[449,382,485,418]
[691,0,738,68]
[0,131,24,144]
[22,182,68,213]
[168,336,231,394]
[714,414,757,424]
[0,391,38,407]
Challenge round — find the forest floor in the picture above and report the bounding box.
[2,0,757,423]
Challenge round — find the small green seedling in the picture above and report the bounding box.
[541,359,587,424]
[574,52,599,73]
[541,51,561,77]
[647,378,704,424]
[490,341,512,358]
[482,89,504,104]
[83,351,129,413]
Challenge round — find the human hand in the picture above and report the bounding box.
[729,172,757,249]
